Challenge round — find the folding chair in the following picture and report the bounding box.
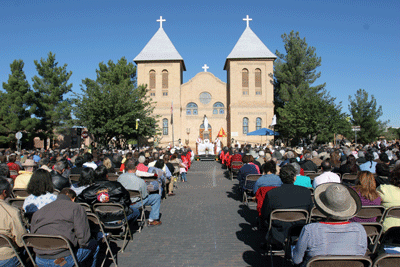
[69,174,80,183]
[361,222,383,254]
[230,161,243,180]
[242,174,262,207]
[265,209,309,267]
[107,174,119,182]
[357,206,386,223]
[128,190,146,233]
[8,198,25,210]
[304,172,320,181]
[86,212,118,267]
[141,175,160,194]
[374,226,400,256]
[93,203,132,253]
[22,234,79,267]
[308,206,327,223]
[373,253,400,266]
[306,255,372,267]
[341,173,359,184]
[79,203,92,212]
[12,188,29,198]
[0,234,26,267]
[382,206,400,223]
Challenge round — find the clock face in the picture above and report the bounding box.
[199,92,212,105]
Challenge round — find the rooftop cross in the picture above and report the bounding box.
[243,15,252,28]
[157,16,166,28]
[202,64,209,72]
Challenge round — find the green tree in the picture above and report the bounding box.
[348,89,384,144]
[274,31,350,144]
[32,52,73,148]
[0,60,39,147]
[74,57,158,146]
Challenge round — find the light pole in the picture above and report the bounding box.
[136,119,140,150]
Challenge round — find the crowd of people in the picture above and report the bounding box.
[220,140,400,266]
[0,146,193,266]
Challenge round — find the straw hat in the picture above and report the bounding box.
[314,183,361,220]
[22,159,36,167]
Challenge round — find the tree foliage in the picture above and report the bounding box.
[74,57,158,146]
[348,89,384,144]
[32,52,73,146]
[274,31,350,144]
[0,60,39,146]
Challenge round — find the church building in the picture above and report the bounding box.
[134,16,276,149]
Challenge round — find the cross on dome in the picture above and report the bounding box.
[243,15,252,28]
[157,16,166,28]
[202,64,209,72]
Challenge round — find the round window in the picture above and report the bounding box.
[199,92,212,105]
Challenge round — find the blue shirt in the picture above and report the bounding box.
[33,155,41,163]
[294,175,312,188]
[359,161,377,173]
[253,174,282,194]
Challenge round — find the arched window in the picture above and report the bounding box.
[162,70,168,89]
[256,117,262,130]
[186,102,198,115]
[213,102,225,114]
[149,70,156,89]
[255,68,261,87]
[242,68,249,88]
[242,68,249,95]
[243,117,249,134]
[162,119,168,135]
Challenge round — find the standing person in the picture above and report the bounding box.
[0,178,27,266]
[31,188,99,267]
[292,183,367,267]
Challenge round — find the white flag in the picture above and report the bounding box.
[271,115,277,126]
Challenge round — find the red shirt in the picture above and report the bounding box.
[7,162,20,180]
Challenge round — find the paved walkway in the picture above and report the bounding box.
[113,161,269,267]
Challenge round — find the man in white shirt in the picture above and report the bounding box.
[313,161,341,188]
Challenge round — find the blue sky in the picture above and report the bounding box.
[1,0,399,127]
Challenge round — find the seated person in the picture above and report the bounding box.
[237,155,259,191]
[118,159,162,226]
[377,166,400,231]
[299,152,318,173]
[0,178,27,266]
[292,183,367,266]
[7,154,20,180]
[350,171,381,223]
[31,188,99,267]
[77,165,140,226]
[14,159,36,189]
[70,167,95,196]
[313,161,341,189]
[253,160,282,195]
[23,169,57,214]
[50,161,71,191]
[360,152,377,173]
[70,156,85,175]
[261,164,313,247]
[292,162,312,188]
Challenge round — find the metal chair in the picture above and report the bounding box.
[361,222,383,254]
[7,198,25,210]
[78,202,92,212]
[12,188,29,198]
[242,174,262,207]
[308,206,327,223]
[265,209,309,267]
[373,253,400,267]
[107,174,119,182]
[128,190,146,233]
[69,174,80,183]
[306,255,372,267]
[304,172,320,181]
[22,234,79,267]
[0,234,26,267]
[93,203,132,253]
[230,161,243,180]
[341,173,359,184]
[357,206,386,223]
[86,212,118,267]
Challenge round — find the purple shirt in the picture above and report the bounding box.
[349,187,382,223]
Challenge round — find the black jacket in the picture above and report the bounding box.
[77,180,132,222]
[51,170,71,191]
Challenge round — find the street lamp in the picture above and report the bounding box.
[136,119,140,149]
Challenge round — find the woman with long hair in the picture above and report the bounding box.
[350,171,381,222]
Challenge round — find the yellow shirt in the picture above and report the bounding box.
[14,172,33,189]
[377,184,400,231]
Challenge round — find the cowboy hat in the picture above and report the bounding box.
[314,183,361,220]
[22,159,36,167]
